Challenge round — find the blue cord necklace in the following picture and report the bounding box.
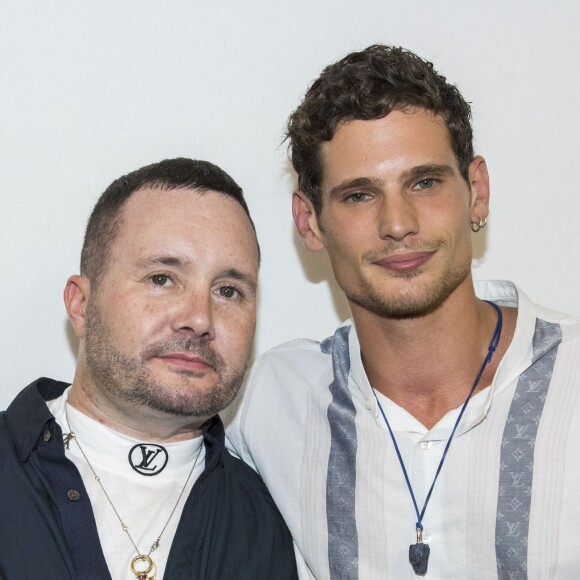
[372,301,503,576]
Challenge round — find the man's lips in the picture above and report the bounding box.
[373,251,435,272]
[154,353,214,371]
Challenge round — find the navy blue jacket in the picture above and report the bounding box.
[0,378,298,579]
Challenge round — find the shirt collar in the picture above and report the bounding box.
[474,280,538,398]
[347,280,538,437]
[5,377,69,461]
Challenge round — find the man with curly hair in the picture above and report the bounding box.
[227,45,580,578]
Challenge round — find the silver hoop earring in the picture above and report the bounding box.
[471,217,487,233]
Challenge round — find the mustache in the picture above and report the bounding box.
[141,338,223,369]
[363,240,447,263]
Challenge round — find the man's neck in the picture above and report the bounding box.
[67,368,205,443]
[351,282,517,429]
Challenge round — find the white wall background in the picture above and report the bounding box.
[1,1,579,409]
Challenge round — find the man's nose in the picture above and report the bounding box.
[378,194,419,242]
[170,291,215,340]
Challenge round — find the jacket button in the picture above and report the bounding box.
[67,489,81,501]
[43,430,51,442]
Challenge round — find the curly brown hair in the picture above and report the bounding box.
[286,44,474,216]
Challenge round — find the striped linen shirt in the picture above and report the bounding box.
[226,281,580,580]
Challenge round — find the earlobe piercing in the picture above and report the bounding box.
[471,217,487,233]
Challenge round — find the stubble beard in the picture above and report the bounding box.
[83,298,249,419]
[348,241,472,320]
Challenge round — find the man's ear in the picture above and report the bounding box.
[468,155,490,224]
[292,191,325,253]
[64,275,91,339]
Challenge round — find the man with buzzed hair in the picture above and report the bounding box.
[227,46,580,578]
[0,158,297,579]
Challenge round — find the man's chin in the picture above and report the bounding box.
[144,374,220,400]
[351,275,468,320]
[135,391,219,418]
[130,373,241,419]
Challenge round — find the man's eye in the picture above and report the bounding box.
[346,192,371,203]
[413,179,436,190]
[218,286,240,299]
[150,274,171,286]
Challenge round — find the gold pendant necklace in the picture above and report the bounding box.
[64,403,203,580]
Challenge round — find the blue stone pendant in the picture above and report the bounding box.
[409,528,430,575]
[409,542,430,575]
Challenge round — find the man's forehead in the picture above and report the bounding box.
[122,184,204,211]
[327,109,450,150]
[320,110,458,183]
[108,187,259,267]
[118,186,248,229]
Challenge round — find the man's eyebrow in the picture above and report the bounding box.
[134,255,187,269]
[399,164,455,184]
[134,259,256,290]
[220,268,258,293]
[328,165,456,197]
[328,177,384,198]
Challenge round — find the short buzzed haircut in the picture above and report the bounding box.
[80,158,259,286]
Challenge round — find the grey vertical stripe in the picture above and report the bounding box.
[495,319,562,579]
[322,326,359,579]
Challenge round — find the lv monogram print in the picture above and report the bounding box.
[495,319,562,579]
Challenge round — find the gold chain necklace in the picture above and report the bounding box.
[63,403,203,580]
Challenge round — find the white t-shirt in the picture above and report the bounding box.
[48,389,205,580]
